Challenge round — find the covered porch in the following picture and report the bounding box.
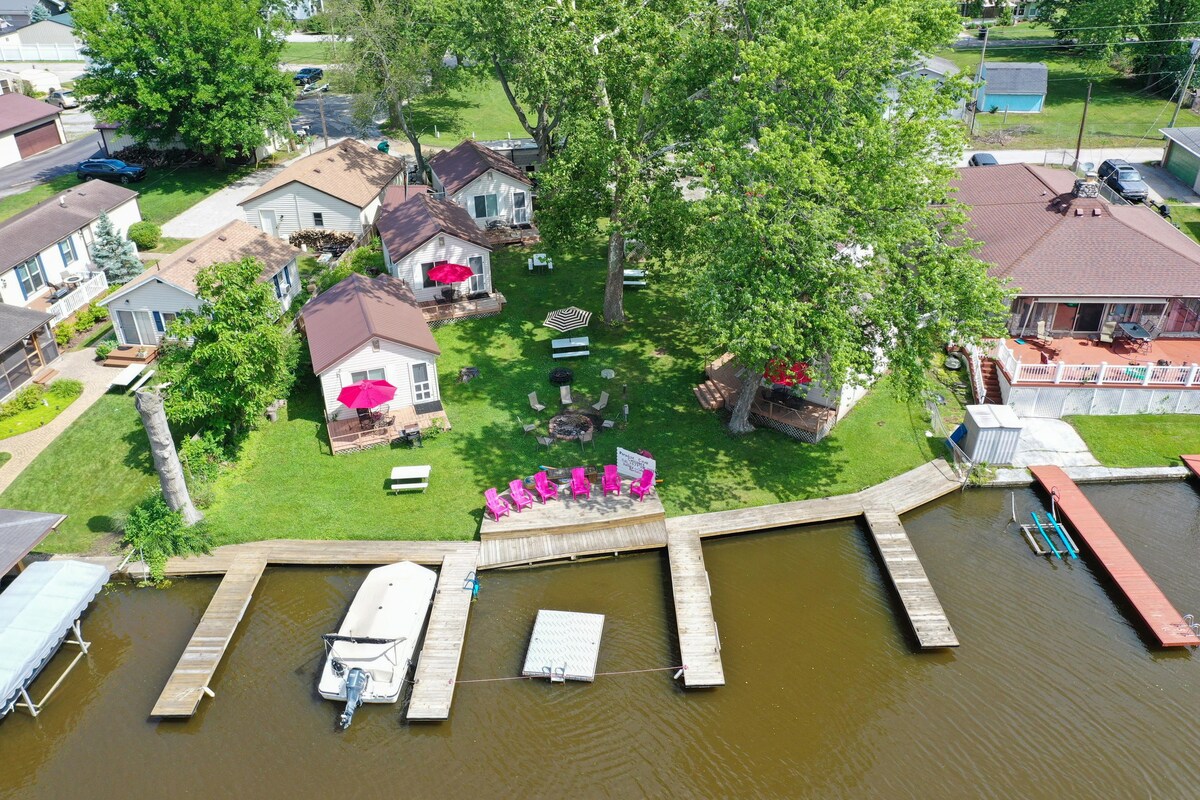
[1007,297,1200,339]
[27,270,109,328]
[327,402,450,454]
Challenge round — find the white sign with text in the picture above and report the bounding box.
[616,447,656,480]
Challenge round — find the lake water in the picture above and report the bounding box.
[3,482,1200,799]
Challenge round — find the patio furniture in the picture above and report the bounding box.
[560,385,573,406]
[602,418,616,430]
[109,363,145,389]
[1117,321,1152,353]
[630,469,656,502]
[578,429,594,454]
[601,465,621,496]
[390,465,431,493]
[1035,320,1052,345]
[592,391,609,412]
[1099,321,1116,345]
[535,435,554,451]
[529,391,546,412]
[623,269,646,288]
[544,307,591,333]
[622,404,629,422]
[508,479,535,513]
[570,467,591,499]
[484,487,512,521]
[400,423,422,447]
[528,253,554,272]
[356,408,375,431]
[551,336,590,359]
[518,415,537,435]
[533,471,559,503]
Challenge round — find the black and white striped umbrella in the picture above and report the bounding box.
[543,306,593,332]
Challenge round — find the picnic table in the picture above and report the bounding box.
[623,269,646,287]
[551,336,590,359]
[1117,321,1152,352]
[528,253,554,272]
[391,465,431,493]
[109,364,145,389]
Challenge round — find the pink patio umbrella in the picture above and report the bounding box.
[763,360,811,386]
[338,379,397,409]
[426,262,474,284]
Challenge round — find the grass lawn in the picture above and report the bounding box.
[401,80,524,146]
[0,453,11,469]
[1066,415,1200,467]
[151,237,194,254]
[1166,205,1200,245]
[199,244,949,546]
[970,22,1057,41]
[0,393,157,553]
[938,46,1177,150]
[0,392,80,440]
[282,41,331,64]
[0,174,77,223]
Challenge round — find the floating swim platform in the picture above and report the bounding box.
[522,610,604,682]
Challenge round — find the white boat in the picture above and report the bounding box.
[318,561,437,728]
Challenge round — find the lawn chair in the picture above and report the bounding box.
[529,391,546,413]
[508,479,535,513]
[560,385,573,406]
[601,464,621,497]
[483,487,511,521]
[592,391,609,412]
[578,429,594,454]
[630,469,655,502]
[1035,320,1052,345]
[518,415,537,436]
[1099,320,1116,345]
[533,471,559,503]
[535,435,554,451]
[355,408,373,431]
[570,467,591,499]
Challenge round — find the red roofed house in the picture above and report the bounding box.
[299,272,447,453]
[0,92,63,168]
[428,139,534,228]
[957,163,1200,416]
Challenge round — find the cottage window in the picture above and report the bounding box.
[472,194,498,219]
[152,311,177,333]
[312,212,324,228]
[14,257,47,299]
[350,368,385,383]
[57,237,78,265]
[421,260,447,289]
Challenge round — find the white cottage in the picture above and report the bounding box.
[101,220,301,347]
[300,273,447,437]
[428,139,534,227]
[239,138,404,240]
[376,186,494,302]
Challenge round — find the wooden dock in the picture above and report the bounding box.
[862,506,958,648]
[479,520,668,568]
[151,554,267,717]
[1030,465,1200,648]
[407,544,480,721]
[666,529,725,686]
[479,491,666,539]
[132,540,475,578]
[1181,455,1200,479]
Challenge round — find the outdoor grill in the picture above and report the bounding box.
[549,367,574,386]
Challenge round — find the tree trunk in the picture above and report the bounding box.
[727,374,758,435]
[604,227,626,325]
[135,389,203,526]
[394,99,430,184]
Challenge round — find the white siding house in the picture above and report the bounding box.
[318,338,441,422]
[427,139,534,228]
[101,220,302,346]
[388,234,491,302]
[240,138,403,240]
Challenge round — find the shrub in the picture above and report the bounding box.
[180,432,226,484]
[128,221,162,251]
[96,340,116,360]
[316,263,354,293]
[74,305,99,331]
[300,11,331,33]
[47,378,84,399]
[91,303,110,322]
[346,244,386,275]
[0,385,45,418]
[54,323,76,347]
[121,494,211,583]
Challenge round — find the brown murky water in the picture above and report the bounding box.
[4,483,1200,799]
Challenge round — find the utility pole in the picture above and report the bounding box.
[317,90,330,150]
[970,26,990,136]
[1074,81,1092,172]
[1169,39,1200,129]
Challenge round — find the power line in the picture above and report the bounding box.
[960,37,1198,52]
[1011,19,1200,33]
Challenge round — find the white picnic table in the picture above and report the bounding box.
[109,364,145,388]
[528,253,554,271]
[551,336,590,359]
[391,465,431,493]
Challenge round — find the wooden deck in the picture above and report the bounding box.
[102,345,158,368]
[131,540,477,578]
[696,354,837,441]
[327,404,450,454]
[420,291,505,326]
[151,554,267,717]
[862,507,958,648]
[1030,465,1200,648]
[666,529,725,686]
[479,491,666,539]
[479,520,668,568]
[1182,455,1200,479]
[407,544,480,721]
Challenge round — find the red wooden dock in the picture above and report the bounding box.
[1181,455,1200,479]
[1029,466,1200,648]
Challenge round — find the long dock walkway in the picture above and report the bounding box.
[151,553,267,717]
[1030,465,1200,648]
[407,544,481,721]
[666,528,725,686]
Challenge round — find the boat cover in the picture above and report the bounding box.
[0,560,109,715]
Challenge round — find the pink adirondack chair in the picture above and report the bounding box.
[484,487,511,521]
[508,479,535,513]
[533,471,559,503]
[601,464,621,497]
[570,467,591,499]
[630,469,655,502]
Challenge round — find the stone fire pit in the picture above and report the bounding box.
[548,412,595,441]
[549,367,574,386]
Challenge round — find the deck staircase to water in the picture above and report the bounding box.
[978,358,1003,404]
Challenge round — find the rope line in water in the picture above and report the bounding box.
[450,665,687,685]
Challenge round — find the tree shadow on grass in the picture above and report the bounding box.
[405,94,473,141]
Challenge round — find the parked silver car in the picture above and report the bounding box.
[46,90,79,109]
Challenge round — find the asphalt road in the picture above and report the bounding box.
[0,133,103,199]
[292,92,382,141]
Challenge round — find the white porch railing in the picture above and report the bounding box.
[993,340,1200,388]
[48,271,108,327]
[964,343,988,403]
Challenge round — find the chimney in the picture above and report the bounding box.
[1073,171,1101,199]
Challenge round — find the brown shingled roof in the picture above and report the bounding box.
[301,273,439,374]
[428,139,532,195]
[105,220,300,301]
[953,163,1200,297]
[376,185,493,264]
[0,181,138,274]
[240,139,403,208]
[0,93,60,136]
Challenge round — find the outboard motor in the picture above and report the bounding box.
[338,668,369,730]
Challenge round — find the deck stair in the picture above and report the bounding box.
[978,358,1003,404]
[693,379,725,410]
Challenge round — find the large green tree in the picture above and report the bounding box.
[687,0,1009,433]
[74,0,294,164]
[157,258,299,445]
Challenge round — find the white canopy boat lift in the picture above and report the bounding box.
[0,560,110,718]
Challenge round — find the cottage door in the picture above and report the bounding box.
[259,210,278,238]
[412,363,433,402]
[467,256,486,294]
[512,191,528,224]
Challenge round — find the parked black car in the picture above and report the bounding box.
[77,158,147,184]
[968,152,999,167]
[294,67,324,86]
[1097,158,1150,202]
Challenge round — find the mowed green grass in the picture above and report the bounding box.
[281,41,332,64]
[404,80,525,146]
[0,175,77,223]
[0,392,80,440]
[0,393,158,553]
[939,46,1177,149]
[1066,415,1200,467]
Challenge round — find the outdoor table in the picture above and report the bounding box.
[528,253,554,272]
[1117,321,1152,352]
[390,465,431,493]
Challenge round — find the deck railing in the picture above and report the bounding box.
[48,271,108,327]
[993,341,1200,387]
